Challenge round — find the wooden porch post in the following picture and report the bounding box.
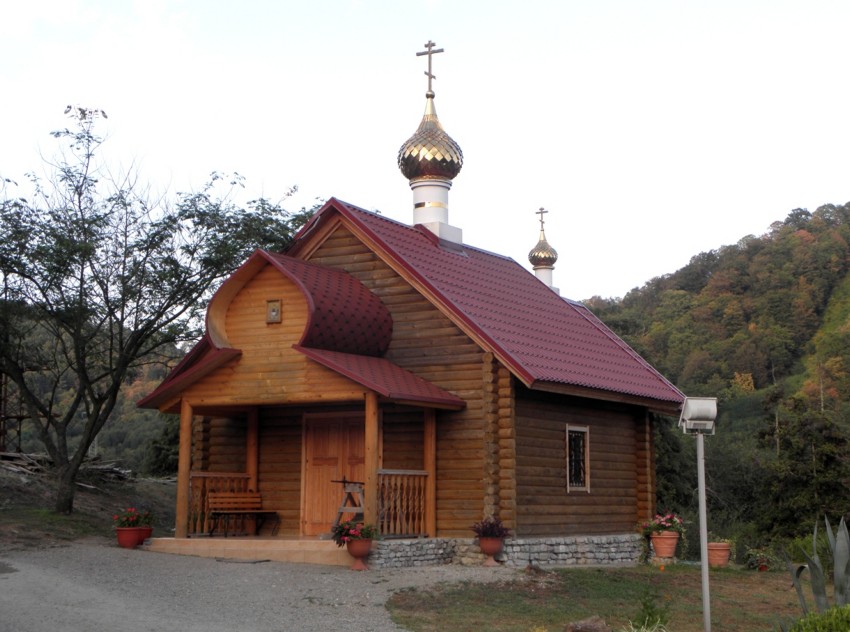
[246,408,259,491]
[175,399,194,538]
[424,408,437,537]
[364,391,379,526]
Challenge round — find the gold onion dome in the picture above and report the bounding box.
[398,93,463,181]
[529,230,558,268]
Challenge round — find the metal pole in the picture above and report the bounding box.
[697,431,711,631]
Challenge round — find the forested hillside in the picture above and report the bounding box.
[589,202,850,543]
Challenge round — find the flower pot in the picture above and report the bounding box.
[478,537,504,567]
[137,526,154,544]
[650,531,679,559]
[707,542,731,567]
[345,539,372,571]
[116,527,144,549]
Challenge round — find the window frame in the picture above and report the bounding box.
[565,424,590,493]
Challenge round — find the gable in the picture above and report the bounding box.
[183,263,370,407]
[301,223,486,390]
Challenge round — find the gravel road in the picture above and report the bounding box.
[0,539,516,632]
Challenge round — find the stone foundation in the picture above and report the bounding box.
[367,538,456,568]
[368,534,642,569]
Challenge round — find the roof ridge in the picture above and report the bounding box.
[334,199,516,262]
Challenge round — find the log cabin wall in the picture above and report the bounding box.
[192,416,210,471]
[494,360,516,529]
[306,226,488,536]
[635,412,656,523]
[257,407,303,535]
[182,265,368,406]
[207,416,246,473]
[515,388,643,536]
[381,409,424,470]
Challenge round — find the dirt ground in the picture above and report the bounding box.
[0,466,176,551]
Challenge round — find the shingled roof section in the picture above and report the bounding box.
[291,199,684,413]
[266,254,393,356]
[294,346,465,410]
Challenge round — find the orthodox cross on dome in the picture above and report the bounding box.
[536,207,549,230]
[416,40,444,95]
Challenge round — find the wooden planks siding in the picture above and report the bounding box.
[307,226,487,535]
[257,408,303,535]
[515,389,643,536]
[183,264,367,406]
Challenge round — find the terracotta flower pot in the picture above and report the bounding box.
[346,539,372,571]
[116,527,144,549]
[478,536,504,567]
[137,526,154,544]
[650,530,679,558]
[707,542,732,567]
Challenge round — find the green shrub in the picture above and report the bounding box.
[630,586,669,628]
[785,531,833,574]
[786,604,850,631]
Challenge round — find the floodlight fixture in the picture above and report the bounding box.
[678,396,717,435]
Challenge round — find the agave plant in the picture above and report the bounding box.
[784,516,850,620]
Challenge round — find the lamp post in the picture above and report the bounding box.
[678,396,718,632]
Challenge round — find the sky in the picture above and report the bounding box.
[3,0,850,300]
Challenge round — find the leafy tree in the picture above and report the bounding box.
[0,108,313,513]
[758,406,850,537]
[143,416,179,476]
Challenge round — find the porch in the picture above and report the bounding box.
[144,533,644,568]
[187,469,431,539]
[145,535,355,566]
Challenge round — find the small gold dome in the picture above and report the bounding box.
[398,94,463,181]
[529,230,558,268]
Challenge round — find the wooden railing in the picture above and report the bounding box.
[187,470,429,538]
[189,472,250,536]
[378,469,428,538]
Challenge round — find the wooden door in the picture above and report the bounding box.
[303,418,365,536]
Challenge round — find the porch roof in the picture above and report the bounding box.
[294,345,465,410]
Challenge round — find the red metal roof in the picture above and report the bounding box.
[294,346,465,409]
[141,198,684,413]
[265,254,393,356]
[292,199,684,411]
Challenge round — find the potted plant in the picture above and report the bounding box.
[639,512,685,560]
[137,509,155,544]
[707,535,733,567]
[471,516,511,566]
[745,546,778,571]
[113,507,150,548]
[331,520,379,571]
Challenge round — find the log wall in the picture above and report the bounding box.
[515,389,643,536]
[183,265,367,406]
[205,416,246,473]
[381,409,424,471]
[307,226,487,535]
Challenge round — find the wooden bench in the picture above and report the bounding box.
[207,492,280,537]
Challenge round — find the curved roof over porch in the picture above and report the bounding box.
[206,249,392,356]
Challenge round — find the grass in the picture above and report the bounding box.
[387,564,806,631]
